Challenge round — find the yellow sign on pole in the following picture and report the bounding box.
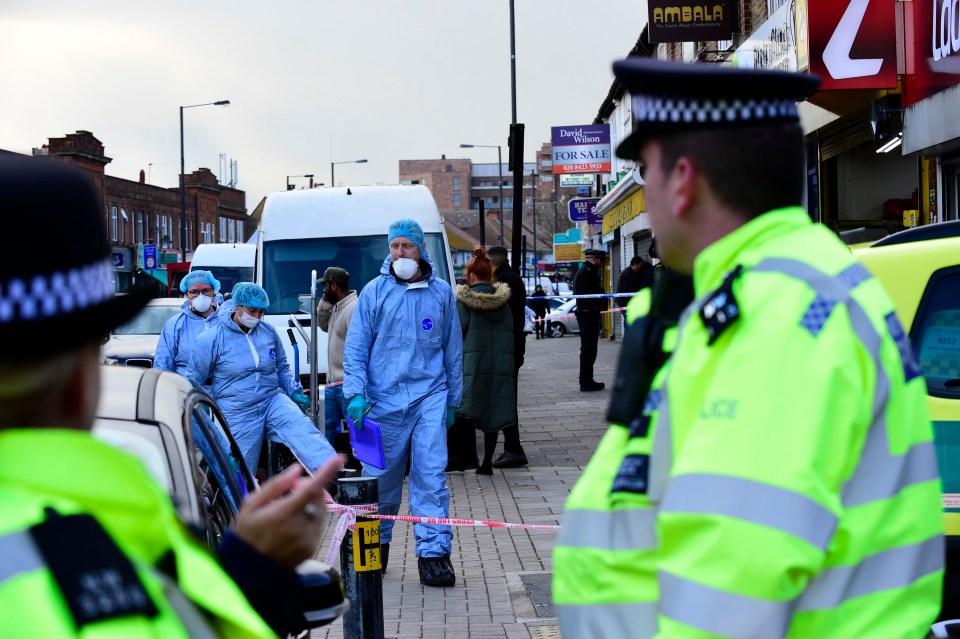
[352,520,381,571]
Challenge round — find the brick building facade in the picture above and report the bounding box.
[6,131,250,293]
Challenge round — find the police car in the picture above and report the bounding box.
[854,221,960,620]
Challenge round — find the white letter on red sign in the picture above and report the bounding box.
[822,0,884,79]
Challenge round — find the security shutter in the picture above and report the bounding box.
[818,110,872,162]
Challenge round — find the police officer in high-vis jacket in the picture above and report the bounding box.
[0,156,343,638]
[553,59,944,638]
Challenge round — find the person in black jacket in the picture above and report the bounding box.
[487,246,529,468]
[616,256,650,310]
[528,284,550,339]
[573,249,608,391]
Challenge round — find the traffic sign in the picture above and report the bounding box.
[143,244,158,270]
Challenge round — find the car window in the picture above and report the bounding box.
[113,305,181,335]
[187,398,252,546]
[911,267,960,400]
[191,265,254,294]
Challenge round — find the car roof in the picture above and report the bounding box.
[148,297,185,307]
[871,219,960,247]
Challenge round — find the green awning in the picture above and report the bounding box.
[144,269,168,286]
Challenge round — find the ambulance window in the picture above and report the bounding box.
[911,268,960,399]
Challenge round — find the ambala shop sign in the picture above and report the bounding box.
[648,1,735,43]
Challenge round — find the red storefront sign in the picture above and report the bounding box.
[808,0,898,89]
[903,0,960,106]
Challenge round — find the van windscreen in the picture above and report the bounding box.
[262,233,450,314]
[191,266,254,295]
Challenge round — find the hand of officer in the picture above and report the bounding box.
[291,391,310,412]
[233,456,344,569]
[446,407,456,430]
[347,394,368,428]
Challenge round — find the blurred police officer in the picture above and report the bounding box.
[553,59,943,638]
[0,155,342,638]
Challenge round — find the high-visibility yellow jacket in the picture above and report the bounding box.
[0,429,276,638]
[553,207,944,639]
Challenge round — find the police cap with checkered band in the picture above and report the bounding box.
[613,57,820,160]
[0,154,152,360]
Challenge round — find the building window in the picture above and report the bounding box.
[137,211,144,244]
[220,218,227,242]
[161,216,168,247]
[236,220,244,241]
[446,164,453,173]
[453,177,460,191]
[111,207,118,242]
[453,194,461,208]
[228,219,235,243]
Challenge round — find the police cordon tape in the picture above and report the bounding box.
[320,497,560,565]
[532,306,627,323]
[529,292,638,300]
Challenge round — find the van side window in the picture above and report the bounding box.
[911,267,960,399]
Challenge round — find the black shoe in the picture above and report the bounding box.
[380,543,389,573]
[476,463,493,475]
[418,555,456,587]
[491,451,528,468]
[580,381,606,392]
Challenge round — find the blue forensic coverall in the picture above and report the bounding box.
[187,311,336,475]
[343,251,463,557]
[153,295,224,375]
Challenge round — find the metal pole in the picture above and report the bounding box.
[310,270,319,423]
[497,146,505,244]
[509,0,517,124]
[179,106,186,255]
[331,162,335,188]
[338,476,385,639]
[554,175,559,235]
[532,170,537,264]
[479,200,486,247]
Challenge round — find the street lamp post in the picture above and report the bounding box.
[147,163,166,185]
[180,99,230,255]
[286,174,315,190]
[330,159,368,187]
[460,144,505,245]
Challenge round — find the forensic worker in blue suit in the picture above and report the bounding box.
[343,219,463,587]
[154,270,224,376]
[187,282,336,476]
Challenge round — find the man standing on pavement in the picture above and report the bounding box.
[528,284,550,340]
[343,219,463,587]
[487,245,529,468]
[573,248,607,391]
[316,266,358,447]
[553,59,943,638]
[615,256,649,312]
[0,155,344,638]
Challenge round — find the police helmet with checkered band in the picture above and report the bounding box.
[613,57,820,160]
[0,155,153,360]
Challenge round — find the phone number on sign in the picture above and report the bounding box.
[558,163,607,173]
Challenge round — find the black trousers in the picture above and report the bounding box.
[577,311,601,385]
[534,312,546,338]
[500,362,524,454]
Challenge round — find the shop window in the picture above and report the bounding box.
[912,267,960,400]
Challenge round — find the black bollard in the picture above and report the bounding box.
[337,476,384,639]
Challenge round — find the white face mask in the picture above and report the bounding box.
[237,311,261,329]
[191,294,214,313]
[393,257,419,281]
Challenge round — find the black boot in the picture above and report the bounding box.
[418,555,456,587]
[380,543,389,573]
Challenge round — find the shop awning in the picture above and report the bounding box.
[144,269,168,286]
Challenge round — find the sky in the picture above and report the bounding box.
[0,1,648,208]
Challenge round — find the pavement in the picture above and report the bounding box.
[313,333,619,639]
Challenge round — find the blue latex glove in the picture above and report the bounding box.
[446,407,456,430]
[291,391,310,411]
[347,394,368,428]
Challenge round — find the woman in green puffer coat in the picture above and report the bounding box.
[447,247,517,475]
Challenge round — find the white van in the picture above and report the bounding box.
[190,243,257,295]
[256,185,455,384]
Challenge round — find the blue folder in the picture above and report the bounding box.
[346,417,386,470]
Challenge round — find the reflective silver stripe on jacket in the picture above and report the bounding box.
[555,602,657,639]
[0,530,45,585]
[660,571,792,639]
[661,474,838,551]
[557,508,657,551]
[752,258,938,508]
[797,534,944,612]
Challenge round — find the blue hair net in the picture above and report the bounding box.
[231,282,270,309]
[180,270,221,293]
[387,218,425,253]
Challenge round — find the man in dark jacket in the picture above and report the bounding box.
[616,256,650,309]
[487,246,528,468]
[528,285,550,339]
[574,249,607,391]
